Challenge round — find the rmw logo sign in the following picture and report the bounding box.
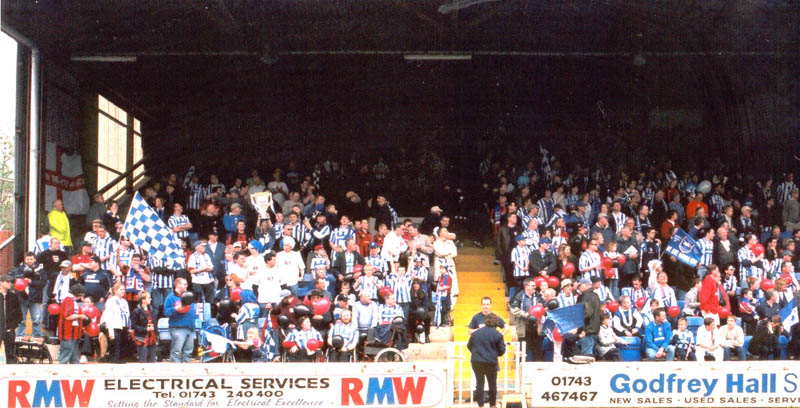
[8,380,94,408]
[341,375,444,407]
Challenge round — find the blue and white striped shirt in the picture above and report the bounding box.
[329,321,359,349]
[511,246,530,278]
[377,304,404,324]
[93,236,117,270]
[292,224,311,249]
[287,328,323,352]
[386,273,412,304]
[330,227,354,248]
[168,214,191,239]
[186,182,205,210]
[579,250,602,280]
[310,255,330,273]
[612,212,627,234]
[777,181,796,204]
[365,255,389,275]
[556,293,576,308]
[698,238,714,267]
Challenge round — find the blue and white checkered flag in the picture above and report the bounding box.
[781,298,798,333]
[123,192,185,269]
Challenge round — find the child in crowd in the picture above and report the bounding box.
[596,314,628,361]
[671,318,695,361]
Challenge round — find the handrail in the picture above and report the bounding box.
[83,159,123,176]
[96,156,147,196]
[0,234,15,252]
[106,170,147,202]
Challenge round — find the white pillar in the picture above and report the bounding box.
[27,48,40,250]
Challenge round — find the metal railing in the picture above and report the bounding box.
[0,234,14,252]
[94,156,147,201]
[449,341,525,407]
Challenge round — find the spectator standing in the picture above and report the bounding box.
[48,199,72,251]
[577,277,602,356]
[57,284,87,364]
[164,278,196,363]
[467,313,506,408]
[0,275,22,363]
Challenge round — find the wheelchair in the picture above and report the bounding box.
[325,335,357,362]
[362,317,409,362]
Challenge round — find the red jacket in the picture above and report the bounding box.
[699,275,730,315]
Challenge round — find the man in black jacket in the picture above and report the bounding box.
[577,278,601,356]
[496,214,519,288]
[529,238,557,278]
[713,226,738,268]
[467,313,506,408]
[748,315,785,360]
[0,275,22,363]
[10,252,46,340]
[508,278,543,361]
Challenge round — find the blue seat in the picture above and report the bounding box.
[780,336,788,360]
[157,318,171,341]
[619,336,642,361]
[296,273,315,298]
[677,300,686,311]
[686,316,704,337]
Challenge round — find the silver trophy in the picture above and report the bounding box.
[250,191,274,220]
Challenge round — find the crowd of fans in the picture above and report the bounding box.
[1,148,799,366]
[490,150,800,362]
[2,162,466,364]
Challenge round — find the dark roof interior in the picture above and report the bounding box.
[2,0,798,172]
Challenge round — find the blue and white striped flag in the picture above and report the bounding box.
[780,298,798,333]
[122,192,185,269]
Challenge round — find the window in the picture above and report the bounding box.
[97,95,144,198]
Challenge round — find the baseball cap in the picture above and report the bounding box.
[515,235,526,243]
[590,276,602,283]
[782,250,794,257]
[431,206,443,213]
[561,278,573,287]
[279,289,293,299]
[79,241,91,247]
[369,242,379,249]
[60,260,72,268]
[539,237,551,245]
[314,245,324,251]
[579,278,592,286]
[194,240,207,249]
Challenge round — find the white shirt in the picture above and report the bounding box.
[695,325,720,350]
[257,265,283,304]
[381,232,408,262]
[188,252,214,285]
[275,250,305,286]
[243,255,268,291]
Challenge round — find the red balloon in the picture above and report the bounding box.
[552,327,562,342]
[533,276,546,288]
[667,305,680,318]
[760,279,774,291]
[547,276,560,288]
[719,307,731,319]
[85,322,100,337]
[606,301,620,313]
[353,264,363,274]
[635,297,647,310]
[752,243,765,257]
[528,304,545,319]
[306,338,321,351]
[282,340,296,349]
[83,305,99,319]
[230,287,242,302]
[14,279,27,292]
[562,263,575,278]
[313,297,331,315]
[604,268,616,279]
[602,257,614,269]
[379,286,393,298]
[303,296,312,307]
[617,255,626,266]
[47,303,62,315]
